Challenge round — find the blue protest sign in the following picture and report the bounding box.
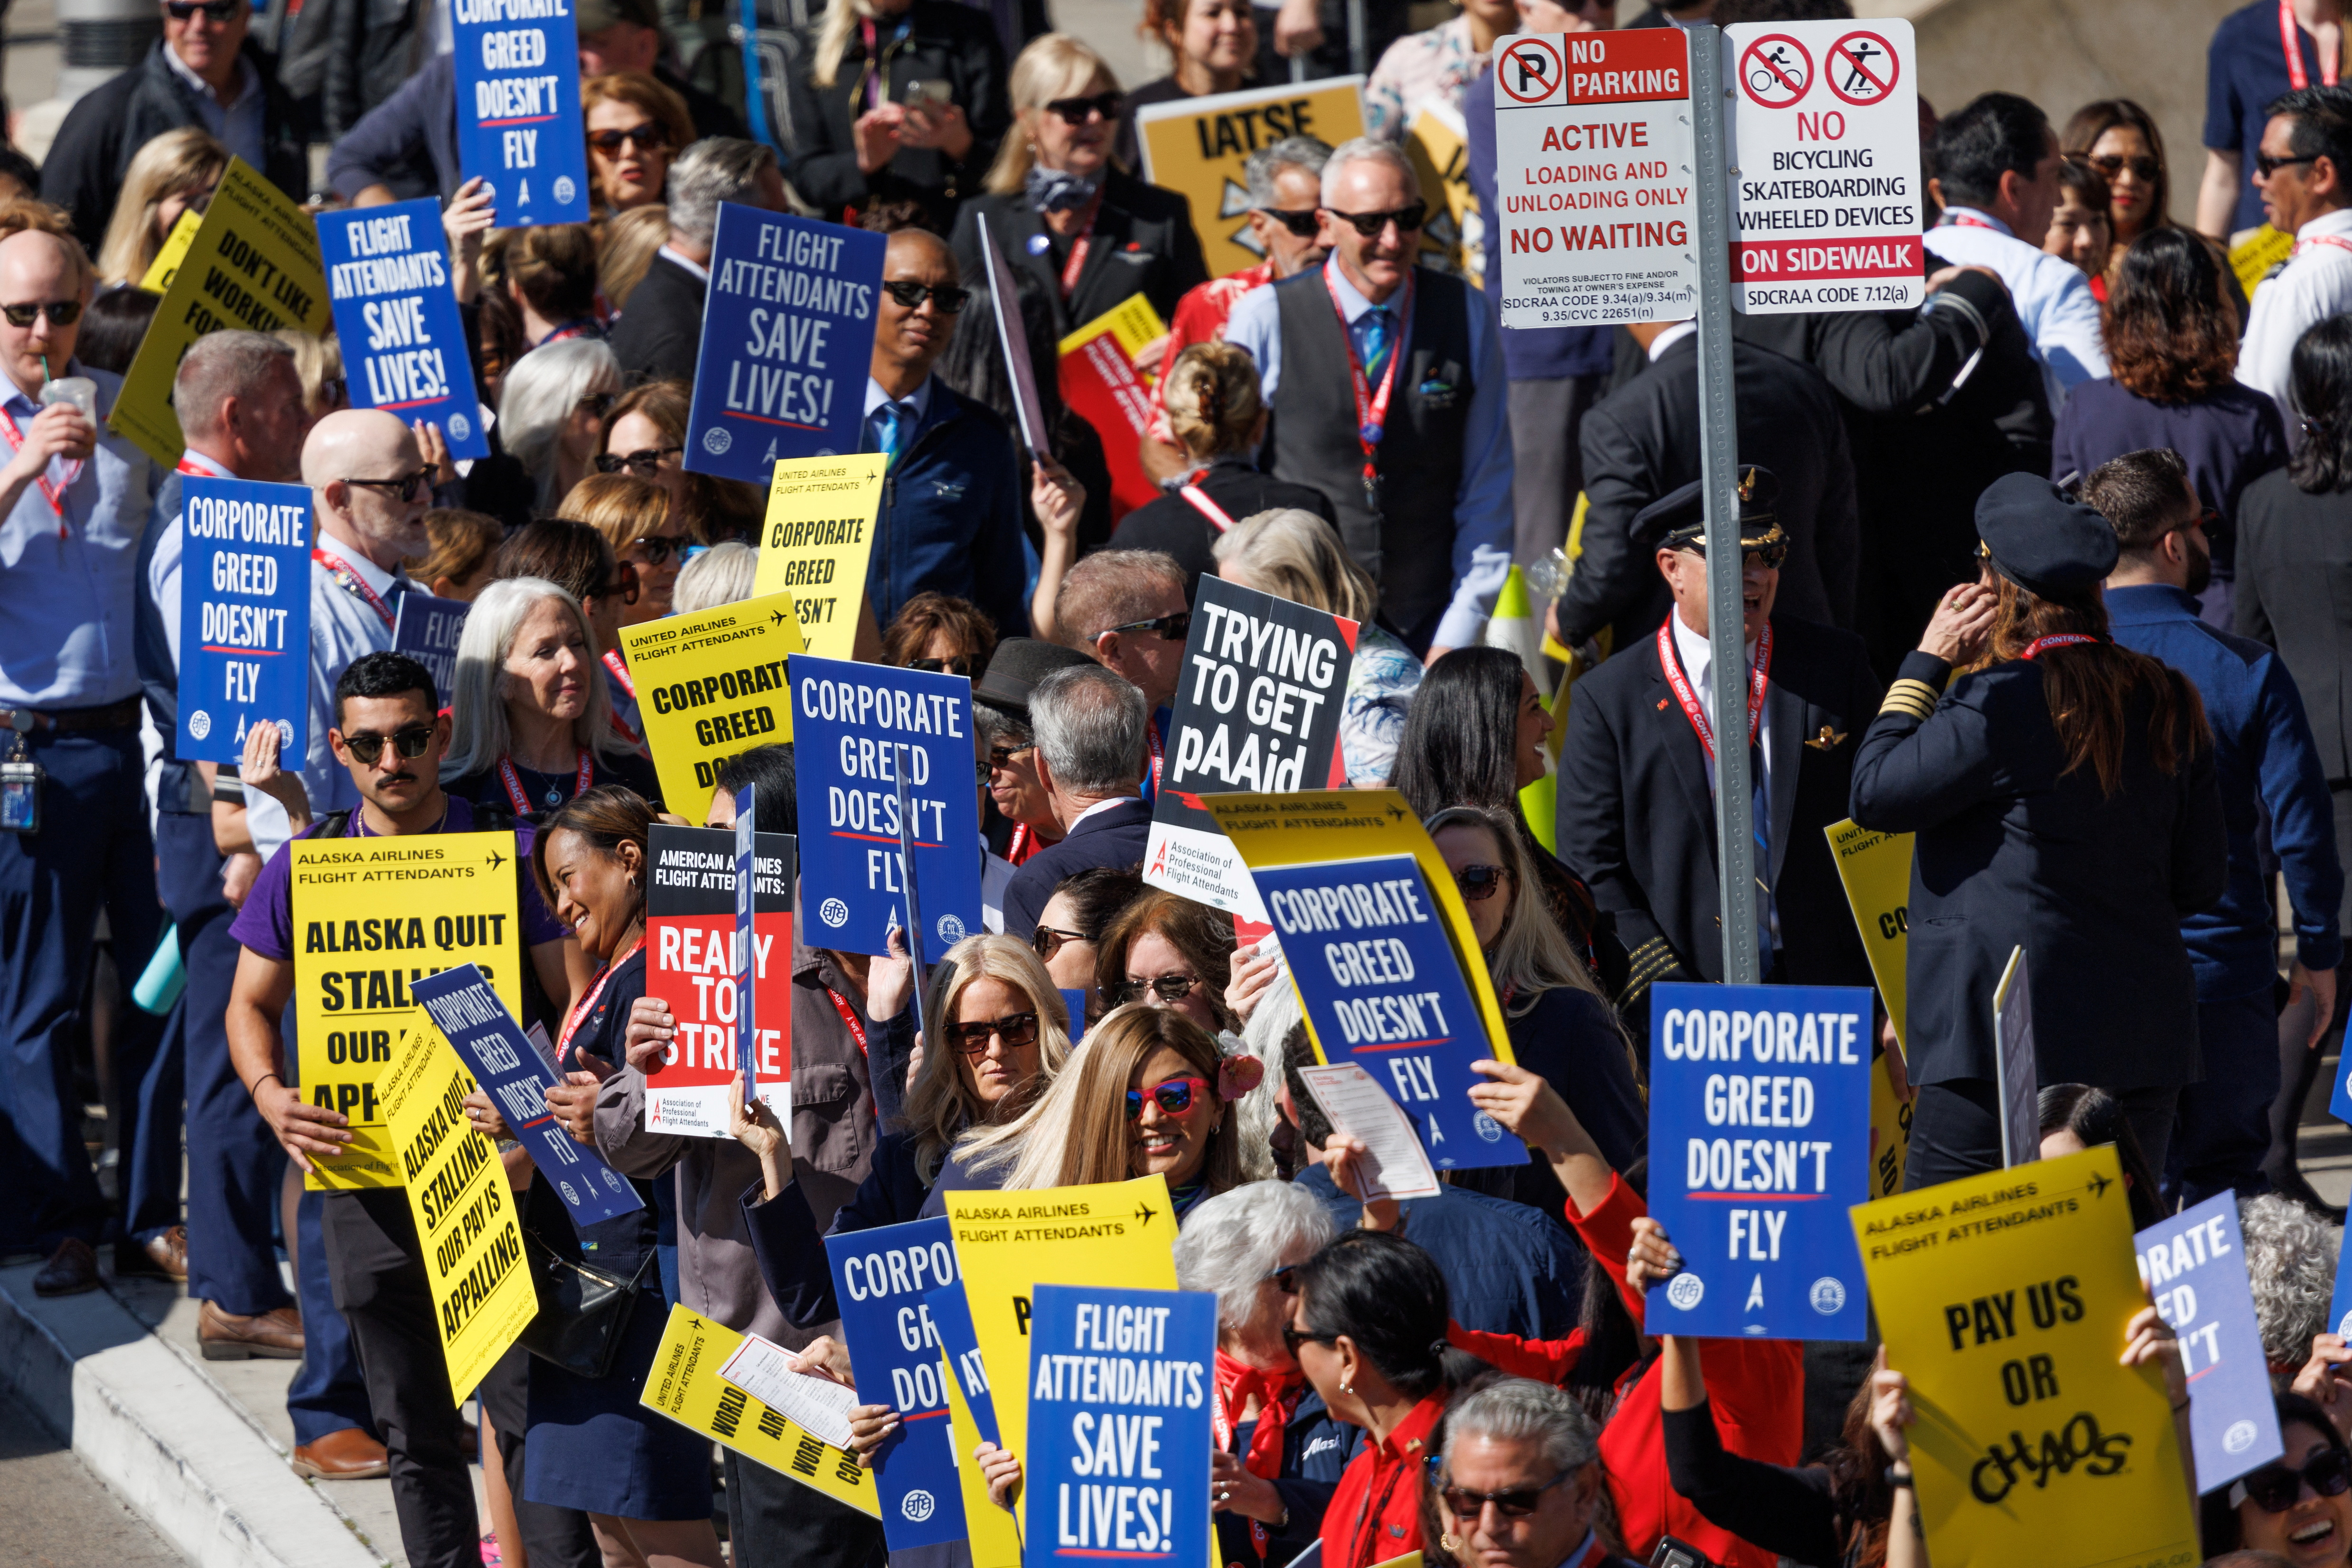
[394,591,472,710]
[1023,1284,1216,1568]
[1254,853,1523,1172]
[2136,1195,2281,1491]
[451,0,588,226]
[175,476,311,765]
[789,654,982,963]
[1061,989,1087,1045]
[316,201,489,458]
[411,963,644,1226]
[825,1219,967,1548]
[926,1282,1000,1443]
[734,784,757,1107]
[1644,980,1872,1341]
[684,205,886,482]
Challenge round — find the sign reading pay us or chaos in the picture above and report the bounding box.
[291,831,525,1190]
[750,454,884,660]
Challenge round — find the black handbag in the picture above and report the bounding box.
[516,1227,650,1381]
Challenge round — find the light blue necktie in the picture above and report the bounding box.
[870,401,913,467]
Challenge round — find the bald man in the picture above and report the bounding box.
[861,228,1027,634]
[0,220,178,1301]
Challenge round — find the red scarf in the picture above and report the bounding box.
[1214,1351,1304,1481]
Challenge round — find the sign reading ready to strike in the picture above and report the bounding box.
[452,0,590,226]
[175,476,310,766]
[1724,19,1922,314]
[645,824,793,1135]
[317,201,489,457]
[1490,29,1696,329]
[1645,981,1871,1341]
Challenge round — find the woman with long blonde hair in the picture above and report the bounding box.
[96,127,226,287]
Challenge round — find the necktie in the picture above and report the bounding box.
[1361,307,1394,385]
[871,401,912,467]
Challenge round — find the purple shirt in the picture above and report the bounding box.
[229,795,568,961]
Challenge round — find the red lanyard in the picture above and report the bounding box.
[1657,620,1772,763]
[558,936,644,1065]
[1942,212,2001,232]
[497,750,593,813]
[1146,722,1164,793]
[0,407,83,536]
[2284,0,2340,88]
[1007,821,1034,862]
[1179,485,1238,532]
[313,543,396,630]
[2020,634,2101,659]
[1327,270,1412,509]
[176,455,223,477]
[2298,233,2352,259]
[1056,196,1103,299]
[825,985,868,1055]
[601,648,636,699]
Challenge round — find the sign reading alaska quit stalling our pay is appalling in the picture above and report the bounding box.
[292,831,525,1190]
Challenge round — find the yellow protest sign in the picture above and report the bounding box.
[943,1177,1178,1464]
[2231,222,2294,303]
[619,590,806,816]
[640,1304,882,1516]
[292,830,525,1190]
[1199,790,1514,1068]
[138,209,204,296]
[1828,818,1915,1196]
[382,1026,533,1402]
[749,454,885,659]
[112,157,329,469]
[1402,103,1481,286]
[1134,79,1367,277]
[938,1333,1023,1568]
[1852,1146,2198,1568]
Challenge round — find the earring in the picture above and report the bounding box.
[1339,1378,1352,1396]
[1440,1535,1463,1554]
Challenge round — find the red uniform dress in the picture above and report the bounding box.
[1317,1389,1446,1568]
[1448,1175,1804,1568]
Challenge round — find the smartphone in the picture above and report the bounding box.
[1649,1538,1714,1568]
[903,79,953,106]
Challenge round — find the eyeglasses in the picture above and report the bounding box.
[2257,151,2320,178]
[945,1010,1040,1055]
[1322,202,1428,238]
[972,757,993,785]
[1260,208,1321,238]
[1678,537,1791,570]
[1454,863,1508,902]
[590,560,641,605]
[2088,152,2159,181]
[0,299,81,328]
[164,0,238,20]
[1099,610,1191,644]
[340,722,436,765]
[597,445,684,476]
[882,279,972,312]
[588,124,671,154]
[1438,1468,1579,1522]
[1279,1325,1336,1358]
[343,467,435,502]
[627,533,693,566]
[1125,1074,1212,1120]
[1032,924,1087,962]
[578,391,616,420]
[988,742,1036,771]
[1109,973,1200,1007]
[1043,92,1123,125]
[2231,1446,2352,1512]
[909,654,975,675]
[1263,1264,1299,1295]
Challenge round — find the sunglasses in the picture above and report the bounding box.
[1100,610,1191,644]
[578,391,616,420]
[1032,924,1087,962]
[629,532,694,566]
[340,722,436,765]
[1126,1074,1212,1120]
[2257,152,2320,178]
[2231,1446,2352,1512]
[989,742,1036,771]
[1438,1468,1578,1522]
[1264,1264,1299,1294]
[0,299,81,328]
[2088,152,2159,181]
[945,1010,1040,1055]
[343,467,435,502]
[909,654,975,675]
[1110,973,1200,1007]
[164,0,238,19]
[1279,1324,1336,1358]
[591,560,642,605]
[882,279,972,312]
[1043,92,1123,125]
[1322,202,1428,238]
[1454,863,1508,902]
[1679,538,1792,570]
[1260,207,1321,238]
[588,124,670,154]
[597,445,684,476]
[971,757,993,785]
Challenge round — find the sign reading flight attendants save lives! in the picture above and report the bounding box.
[1645,980,1871,1341]
[645,824,793,1135]
[790,653,981,964]
[2134,1194,2282,1492]
[1723,19,1922,314]
[452,0,591,226]
[1144,576,1355,920]
[824,1217,967,1549]
[395,592,474,711]
[175,476,310,766]
[686,205,888,484]
[1490,28,1697,328]
[316,201,491,458]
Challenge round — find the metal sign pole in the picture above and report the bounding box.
[1688,25,1760,986]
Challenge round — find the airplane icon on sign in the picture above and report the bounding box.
[483,847,507,873]
[1134,1202,1159,1228]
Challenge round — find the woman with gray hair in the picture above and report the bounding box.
[670,540,758,614]
[1424,1379,1646,1568]
[497,336,622,513]
[1175,1181,1355,1568]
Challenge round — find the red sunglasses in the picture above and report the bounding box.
[1126,1075,1212,1120]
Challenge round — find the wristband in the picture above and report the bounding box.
[251,1072,281,1097]
[1884,1465,1913,1488]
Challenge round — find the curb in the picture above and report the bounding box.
[0,1266,386,1568]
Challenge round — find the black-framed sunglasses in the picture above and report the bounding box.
[2257,151,2320,178]
[1109,973,1199,1007]
[628,532,694,566]
[343,467,435,502]
[0,299,81,328]
[1280,1324,1336,1358]
[988,742,1036,771]
[2088,152,2159,181]
[909,653,975,675]
[578,391,616,420]
[1679,537,1792,570]
[882,279,972,312]
[340,722,437,765]
[1322,202,1428,238]
[1454,863,1508,902]
[944,1010,1040,1055]
[971,757,993,785]
[1043,91,1123,125]
[2232,1445,2352,1512]
[1437,1468,1578,1522]
[1099,610,1191,644]
[597,445,684,476]
[164,0,238,20]
[591,560,641,606]
[588,124,671,154]
[1032,924,1087,962]
[1260,207,1321,238]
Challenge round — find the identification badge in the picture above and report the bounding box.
[0,751,42,833]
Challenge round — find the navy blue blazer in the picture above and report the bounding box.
[1002,797,1153,939]
[1293,1165,1584,1339]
